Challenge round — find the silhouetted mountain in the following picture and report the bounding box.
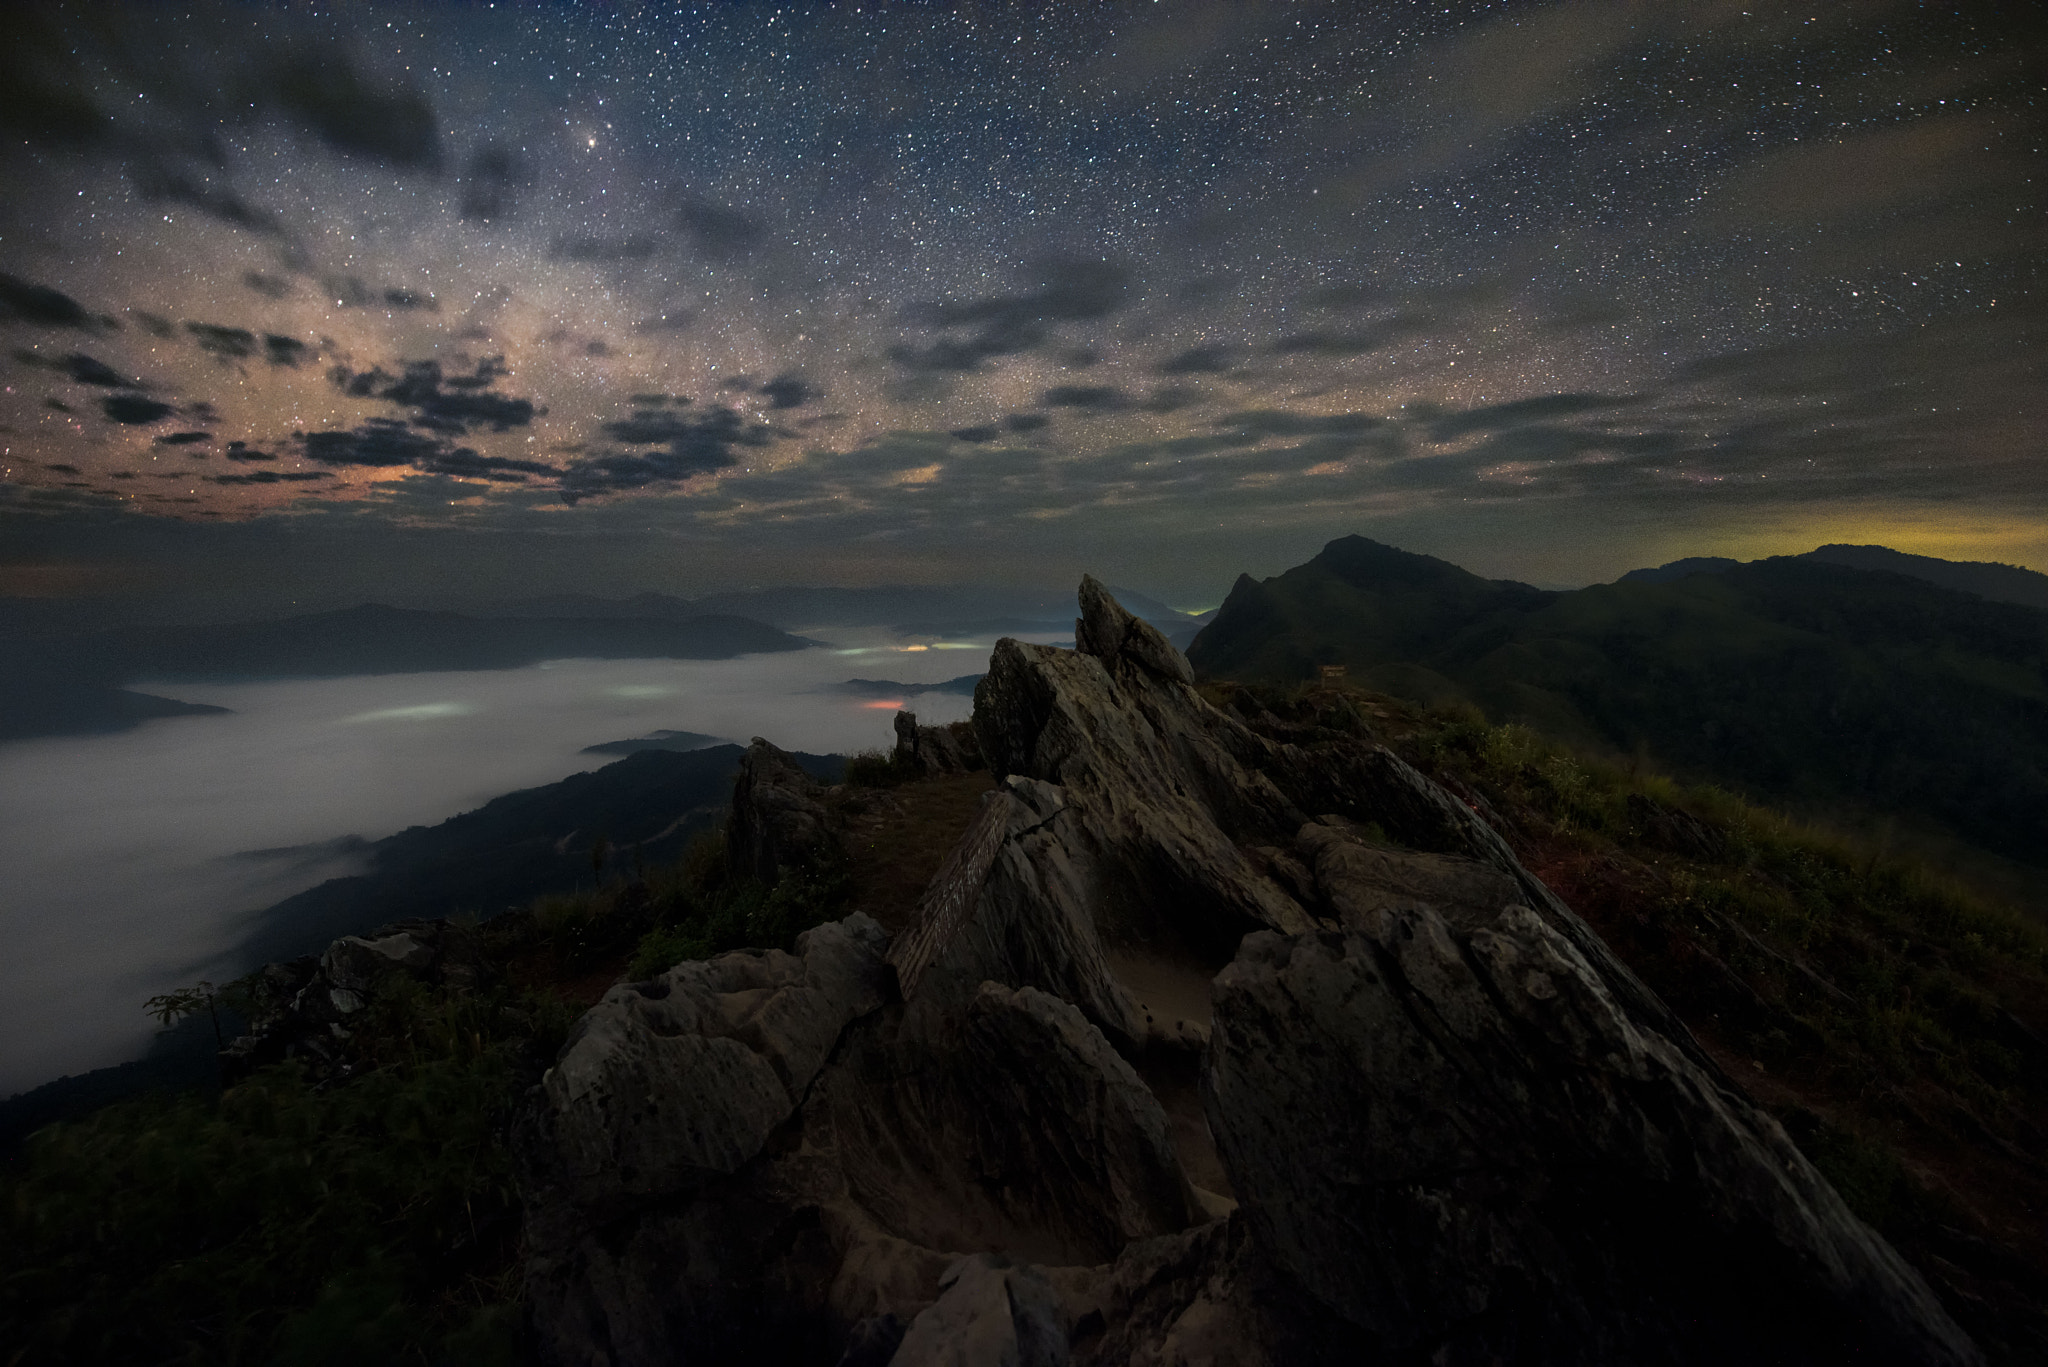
[1622,545,2048,610]
[109,604,809,679]
[1190,535,2048,865]
[1618,556,1740,585]
[232,744,844,968]
[0,661,228,741]
[579,728,729,756]
[0,606,810,740]
[486,583,1198,635]
[831,675,983,699]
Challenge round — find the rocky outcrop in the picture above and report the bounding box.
[726,737,838,883]
[220,917,489,1081]
[1206,827,1981,1364]
[515,578,1980,1366]
[892,710,984,776]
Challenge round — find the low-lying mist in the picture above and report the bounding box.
[0,632,1006,1097]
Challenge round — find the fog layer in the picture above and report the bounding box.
[0,632,1003,1096]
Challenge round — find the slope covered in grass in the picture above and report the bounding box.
[1189,535,2048,866]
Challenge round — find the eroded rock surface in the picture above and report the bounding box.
[727,736,838,883]
[514,578,1980,1367]
[1206,830,1982,1365]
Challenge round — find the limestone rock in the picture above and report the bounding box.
[522,914,893,1225]
[1204,830,1983,1366]
[889,1255,1070,1367]
[819,982,1201,1269]
[727,737,837,883]
[893,709,985,775]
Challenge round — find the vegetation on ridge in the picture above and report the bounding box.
[1207,678,2048,1361]
[0,837,843,1367]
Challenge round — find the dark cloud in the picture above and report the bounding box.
[561,405,776,503]
[676,198,766,257]
[410,449,559,483]
[132,312,176,339]
[9,350,128,386]
[459,145,530,222]
[1004,413,1050,433]
[302,418,446,467]
[382,289,438,312]
[210,470,333,485]
[263,335,311,368]
[271,56,441,170]
[154,431,211,446]
[0,274,90,329]
[1142,385,1207,414]
[185,322,259,361]
[327,357,539,433]
[1157,344,1242,375]
[1043,384,1130,412]
[224,442,274,462]
[135,170,286,238]
[1215,410,1388,439]
[1426,393,1639,442]
[949,425,1001,443]
[757,372,816,410]
[1269,317,1433,358]
[551,234,662,263]
[584,341,612,357]
[890,259,1131,372]
[0,12,109,148]
[324,276,377,308]
[102,395,175,424]
[242,272,294,300]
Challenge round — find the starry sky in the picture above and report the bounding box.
[0,0,2041,614]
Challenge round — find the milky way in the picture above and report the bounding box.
[0,1,2040,602]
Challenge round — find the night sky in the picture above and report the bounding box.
[1,0,2041,612]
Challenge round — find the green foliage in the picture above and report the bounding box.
[625,833,851,979]
[843,746,918,789]
[0,981,553,1365]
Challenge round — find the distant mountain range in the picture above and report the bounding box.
[484,582,1199,635]
[831,674,984,699]
[1621,543,2048,610]
[580,728,730,756]
[1189,535,2048,866]
[0,742,843,1139]
[0,604,810,742]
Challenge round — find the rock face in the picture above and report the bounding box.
[515,578,1980,1366]
[726,737,838,883]
[1207,843,1977,1364]
[892,709,984,775]
[221,918,488,1081]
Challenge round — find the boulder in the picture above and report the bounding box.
[521,914,893,1228]
[893,710,984,775]
[1203,819,1983,1365]
[889,1255,1070,1367]
[727,737,838,884]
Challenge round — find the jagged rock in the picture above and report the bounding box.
[321,929,435,993]
[511,578,1983,1367]
[1627,791,1728,860]
[727,737,837,884]
[893,710,984,775]
[219,917,483,1081]
[521,914,893,1228]
[890,1254,1070,1367]
[1204,821,1983,1365]
[818,982,1201,1268]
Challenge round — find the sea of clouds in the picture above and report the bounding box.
[0,630,1017,1097]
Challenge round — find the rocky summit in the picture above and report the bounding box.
[512,578,1981,1366]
